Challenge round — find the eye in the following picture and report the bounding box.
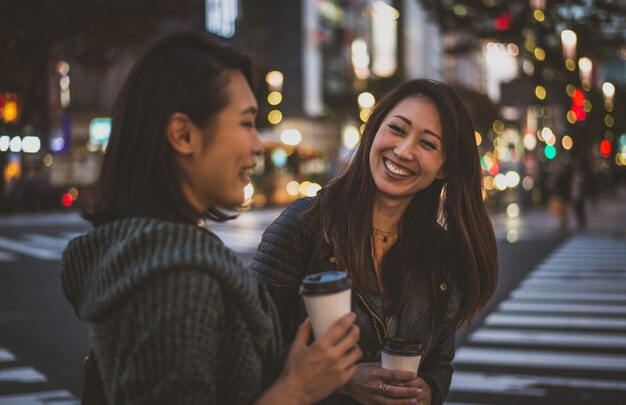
[420,139,437,150]
[242,121,256,128]
[388,124,405,135]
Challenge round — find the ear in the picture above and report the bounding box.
[436,169,446,180]
[166,112,194,155]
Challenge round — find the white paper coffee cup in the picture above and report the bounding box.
[300,271,352,339]
[381,338,422,373]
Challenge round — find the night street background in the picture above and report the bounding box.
[0,187,625,404]
[1,0,626,404]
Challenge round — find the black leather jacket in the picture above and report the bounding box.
[250,198,459,405]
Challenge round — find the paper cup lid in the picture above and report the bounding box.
[382,337,422,356]
[300,271,351,296]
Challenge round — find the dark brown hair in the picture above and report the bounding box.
[310,79,498,327]
[85,32,252,227]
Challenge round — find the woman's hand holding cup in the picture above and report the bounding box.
[278,313,361,404]
[338,362,423,404]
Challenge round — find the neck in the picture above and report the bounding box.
[372,193,411,232]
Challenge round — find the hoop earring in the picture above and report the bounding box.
[437,182,448,229]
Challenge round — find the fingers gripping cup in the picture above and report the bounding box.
[381,337,423,373]
[300,271,352,339]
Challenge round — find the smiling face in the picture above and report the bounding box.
[181,70,263,210]
[368,95,446,204]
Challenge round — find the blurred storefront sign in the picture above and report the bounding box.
[88,117,111,146]
[205,0,238,38]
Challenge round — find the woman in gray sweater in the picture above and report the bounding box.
[61,32,361,405]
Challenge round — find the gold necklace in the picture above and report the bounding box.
[372,226,399,251]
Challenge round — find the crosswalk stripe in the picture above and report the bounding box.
[541,261,626,267]
[450,371,626,395]
[546,253,626,258]
[510,289,626,302]
[535,266,626,272]
[540,259,626,265]
[454,347,626,371]
[60,232,83,240]
[484,313,626,330]
[469,328,626,348]
[0,212,85,227]
[521,279,626,291]
[0,366,47,383]
[531,269,626,276]
[528,272,626,280]
[0,390,78,405]
[0,236,60,260]
[22,234,70,250]
[499,301,626,314]
[527,274,626,283]
[0,348,15,362]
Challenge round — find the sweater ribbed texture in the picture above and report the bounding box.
[61,217,280,404]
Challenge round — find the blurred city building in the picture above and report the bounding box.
[0,0,624,212]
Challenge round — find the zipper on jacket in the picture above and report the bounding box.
[355,292,387,344]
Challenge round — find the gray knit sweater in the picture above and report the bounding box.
[61,217,281,404]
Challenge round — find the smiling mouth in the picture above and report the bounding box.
[383,158,415,177]
[239,166,256,178]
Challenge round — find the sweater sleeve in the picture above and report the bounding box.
[249,198,315,345]
[108,269,225,405]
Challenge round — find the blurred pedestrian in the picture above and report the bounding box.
[251,79,499,405]
[60,32,360,405]
[548,161,572,230]
[571,162,587,230]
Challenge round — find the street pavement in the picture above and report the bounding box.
[0,187,624,404]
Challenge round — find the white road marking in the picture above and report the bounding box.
[498,301,626,314]
[0,367,47,382]
[23,234,71,250]
[0,348,16,362]
[454,347,626,371]
[484,313,626,330]
[521,279,626,291]
[469,328,626,348]
[0,390,79,404]
[450,371,626,394]
[510,289,626,302]
[0,237,60,260]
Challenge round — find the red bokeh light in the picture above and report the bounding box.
[62,193,73,207]
[488,162,500,176]
[572,89,584,106]
[600,140,612,158]
[494,11,512,31]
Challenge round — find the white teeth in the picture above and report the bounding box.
[241,167,255,176]
[384,159,412,176]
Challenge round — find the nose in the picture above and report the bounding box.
[252,129,265,156]
[393,138,415,161]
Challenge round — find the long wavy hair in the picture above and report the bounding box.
[309,79,498,327]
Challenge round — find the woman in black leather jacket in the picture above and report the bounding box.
[250,79,498,405]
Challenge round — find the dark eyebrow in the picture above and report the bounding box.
[241,106,258,116]
[392,114,442,140]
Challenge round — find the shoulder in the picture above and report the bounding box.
[266,197,317,236]
[279,197,315,222]
[250,198,318,285]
